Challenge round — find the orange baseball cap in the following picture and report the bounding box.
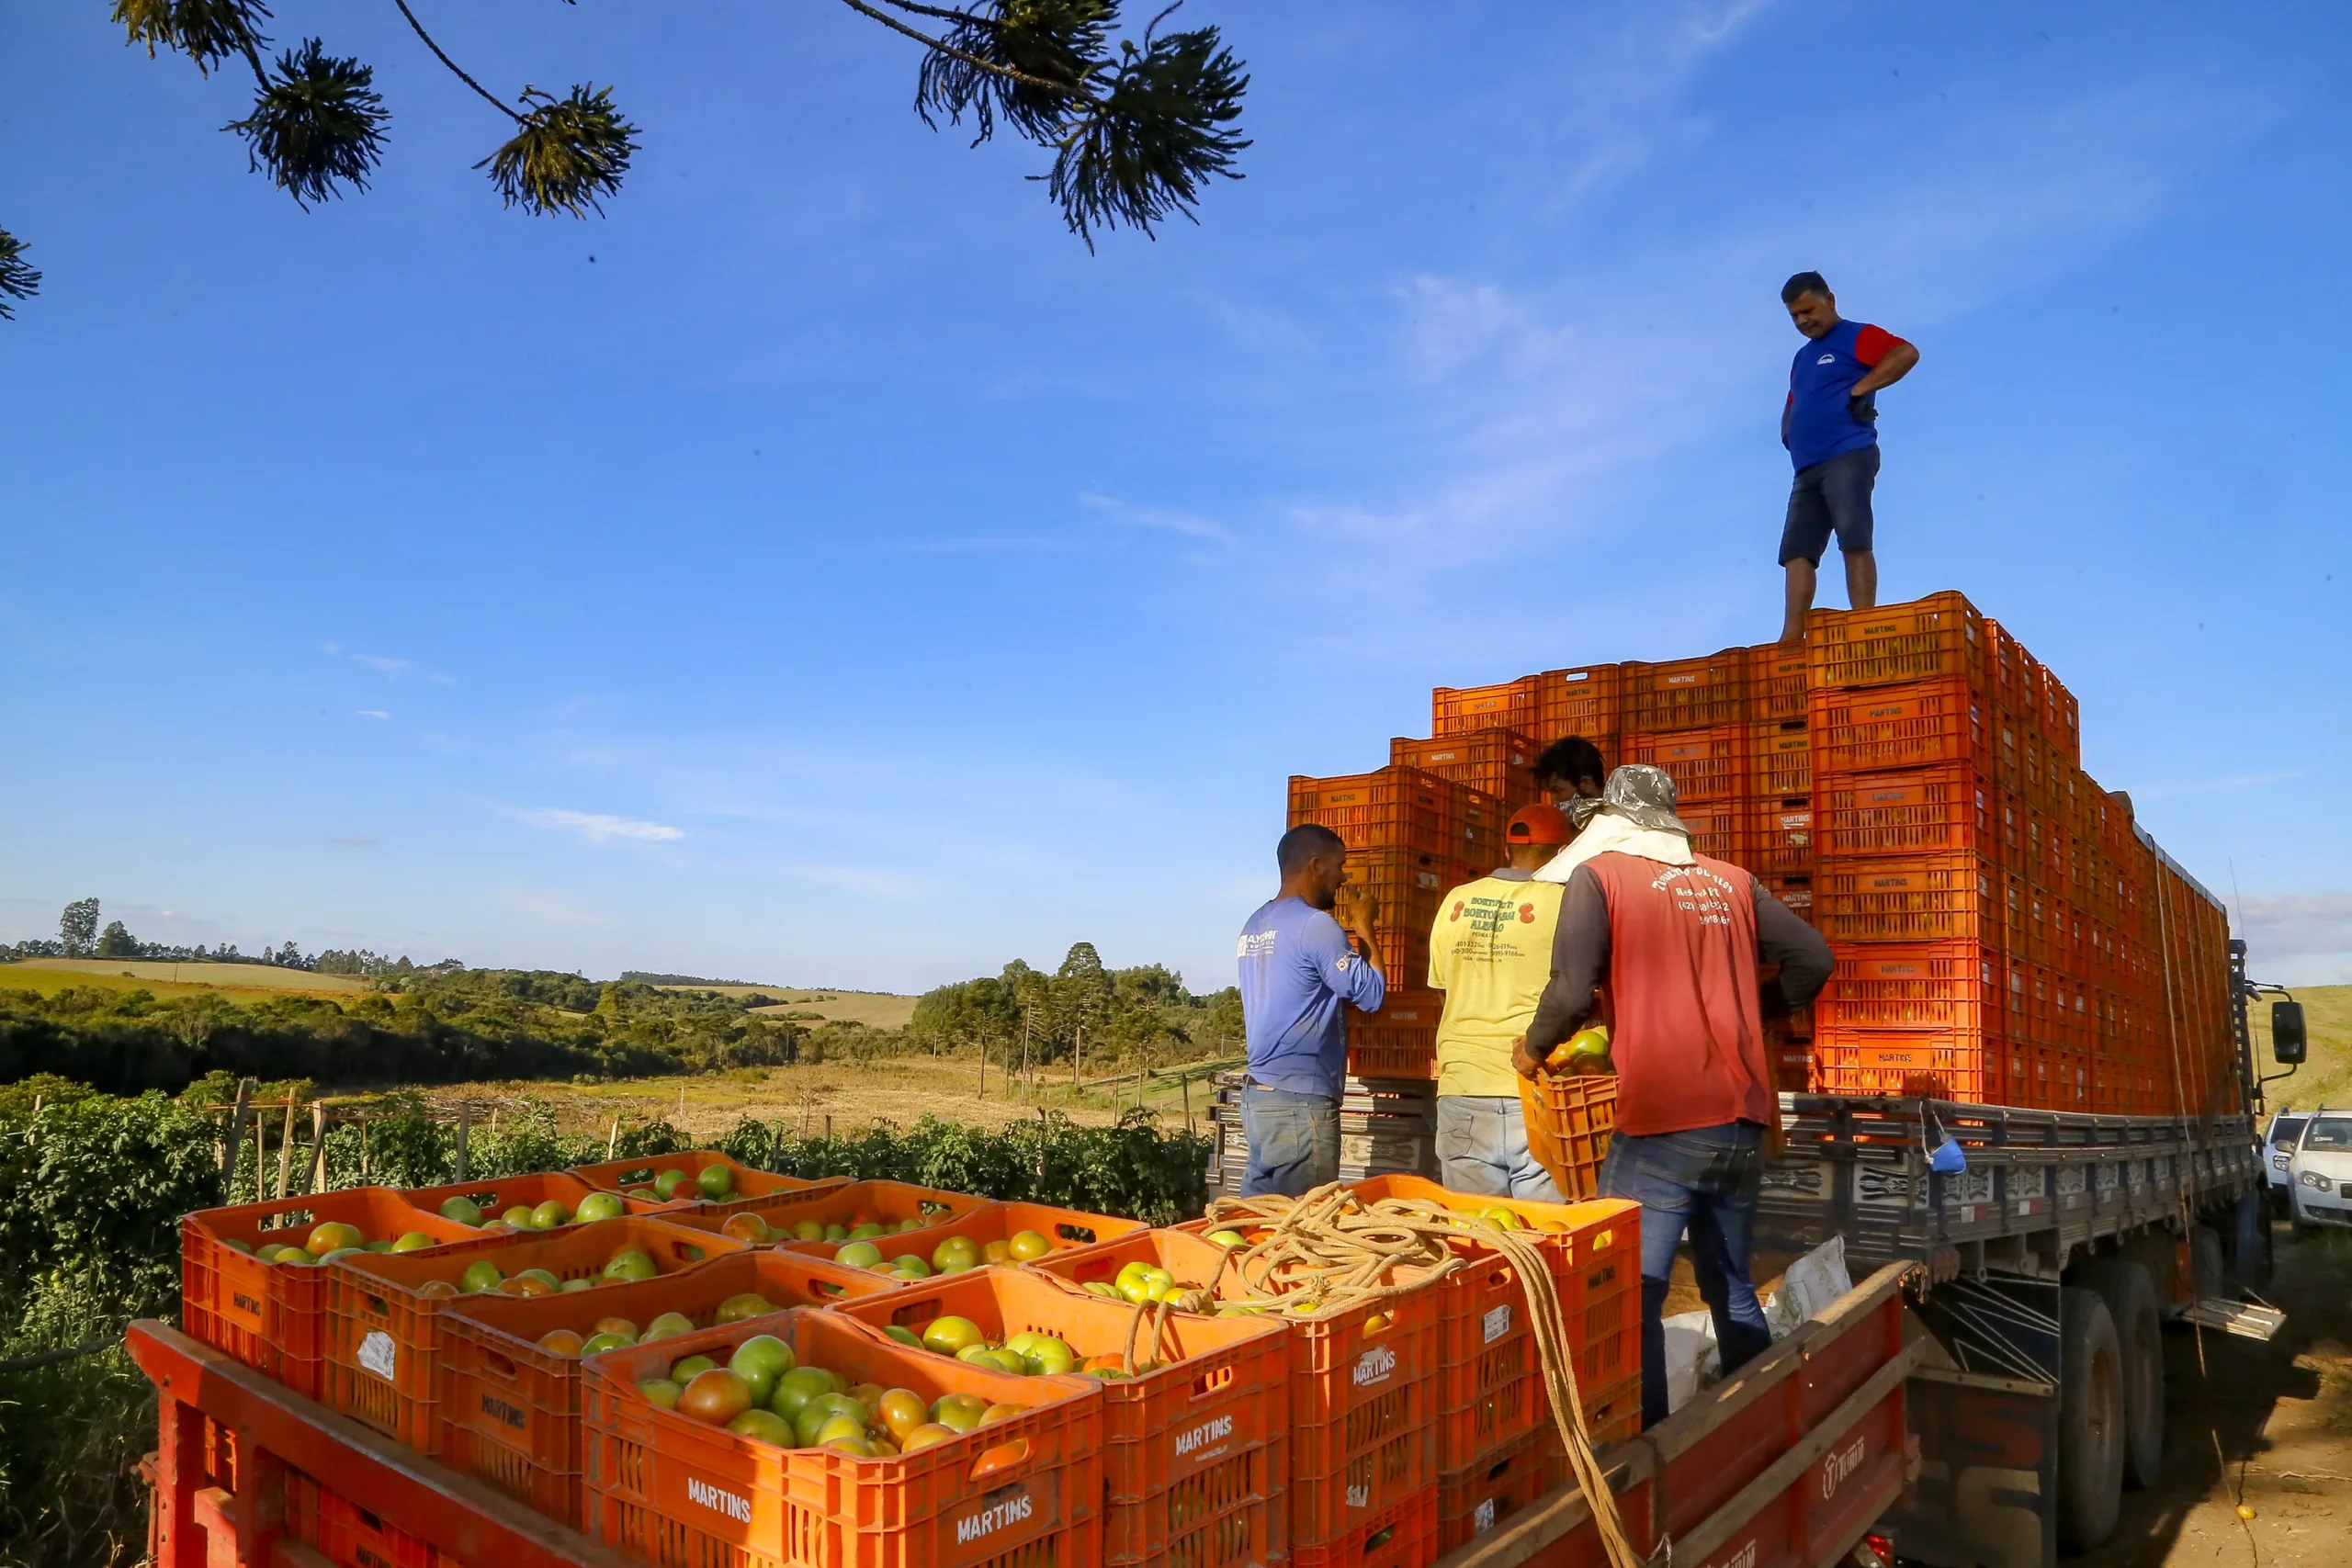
[1506,803,1572,845]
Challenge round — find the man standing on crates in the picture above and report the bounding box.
[1776,270,1919,646]
[1514,765,1832,1428]
[1429,804,1576,1201]
[1234,824,1386,1196]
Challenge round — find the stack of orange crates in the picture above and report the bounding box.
[1294,589,2233,1118]
[1306,644,1818,1086]
[1804,592,2238,1115]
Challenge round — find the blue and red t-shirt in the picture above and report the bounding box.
[1782,319,1906,471]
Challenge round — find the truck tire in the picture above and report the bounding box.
[2082,1260,2165,1490]
[2056,1286,2125,1551]
[2190,1224,2225,1300]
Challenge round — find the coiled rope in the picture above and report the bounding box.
[1201,1184,1645,1568]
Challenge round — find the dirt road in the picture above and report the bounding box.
[2076,1223,2351,1568]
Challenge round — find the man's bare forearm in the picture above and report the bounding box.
[1852,340,1919,397]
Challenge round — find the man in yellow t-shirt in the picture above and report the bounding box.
[1429,803,1572,1200]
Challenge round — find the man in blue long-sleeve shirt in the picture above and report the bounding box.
[1235,824,1385,1196]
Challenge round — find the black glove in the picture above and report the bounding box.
[1848,393,1878,424]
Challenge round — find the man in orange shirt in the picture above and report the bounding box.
[1516,766,1830,1427]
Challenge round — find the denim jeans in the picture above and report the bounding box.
[1600,1121,1772,1428]
[1238,1085,1340,1197]
[1435,1096,1564,1202]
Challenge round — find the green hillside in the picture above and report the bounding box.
[2253,983,2352,1111]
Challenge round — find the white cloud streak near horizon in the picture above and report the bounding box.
[518,808,684,845]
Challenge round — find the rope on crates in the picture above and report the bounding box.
[1204,1184,1645,1568]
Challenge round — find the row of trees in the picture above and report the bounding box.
[0,970,819,1097]
[908,940,1244,1071]
[6,897,417,974]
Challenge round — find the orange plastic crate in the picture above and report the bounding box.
[1437,1428,1565,1556]
[1741,798,1814,879]
[1807,591,1986,692]
[324,1215,741,1454]
[401,1170,669,1228]
[1622,725,1747,805]
[1340,1179,1640,1469]
[1289,767,1502,864]
[1523,1073,1617,1200]
[1745,643,1809,724]
[1349,986,1441,1082]
[181,1187,482,1401]
[1148,1224,1444,1551]
[1102,1440,1282,1568]
[1817,943,2002,1034]
[1810,1033,2012,1103]
[1292,1483,1436,1568]
[564,1150,843,1216]
[1392,729,1540,810]
[1811,676,1990,776]
[1677,797,1741,862]
[1816,763,1994,859]
[290,1474,443,1568]
[839,1268,1285,1534]
[1750,720,1811,797]
[437,1248,898,1526]
[783,1200,1145,1269]
[1532,664,1622,741]
[660,1179,994,1246]
[1433,676,1541,737]
[1623,649,1747,732]
[1815,853,2003,944]
[580,1308,1103,1568]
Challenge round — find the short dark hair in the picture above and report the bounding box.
[1533,736,1606,789]
[1277,823,1345,877]
[1781,271,1830,304]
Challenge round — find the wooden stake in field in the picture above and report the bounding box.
[307,1102,328,1194]
[221,1078,254,1194]
[1073,1024,1083,1089]
[976,1034,987,1099]
[274,1100,298,1200]
[455,1103,471,1182]
[607,1115,621,1159]
[359,1113,370,1182]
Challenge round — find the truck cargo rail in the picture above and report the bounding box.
[1442,1260,1925,1568]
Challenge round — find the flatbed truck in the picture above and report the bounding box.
[1449,941,2293,1568]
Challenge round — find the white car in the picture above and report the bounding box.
[2288,1110,2352,1235]
[2264,1108,2308,1213]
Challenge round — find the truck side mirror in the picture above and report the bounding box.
[2271,1000,2307,1065]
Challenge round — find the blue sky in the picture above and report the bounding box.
[4,2,2348,993]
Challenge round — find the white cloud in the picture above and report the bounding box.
[1079,492,1234,545]
[356,709,390,720]
[2239,893,2352,962]
[518,807,685,845]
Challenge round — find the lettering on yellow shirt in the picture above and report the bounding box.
[1427,874,1566,1097]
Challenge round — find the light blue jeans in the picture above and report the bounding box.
[1238,1085,1340,1197]
[1436,1096,1564,1202]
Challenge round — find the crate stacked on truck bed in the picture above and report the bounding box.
[1295,644,1816,1087]
[1284,589,2235,1119]
[1806,592,2236,1115]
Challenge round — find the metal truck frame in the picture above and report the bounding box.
[1451,938,2281,1568]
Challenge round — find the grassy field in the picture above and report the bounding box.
[401,1053,1231,1141]
[0,957,368,1002]
[2253,982,2352,1111]
[664,985,921,1031]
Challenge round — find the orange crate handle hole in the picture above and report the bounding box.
[968,1437,1034,1482]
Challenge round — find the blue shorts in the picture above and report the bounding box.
[1779,445,1879,566]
